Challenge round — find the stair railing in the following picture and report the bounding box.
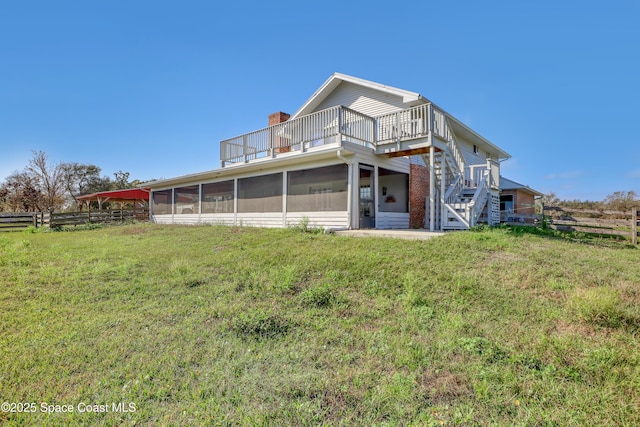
[468,170,490,226]
[443,116,466,176]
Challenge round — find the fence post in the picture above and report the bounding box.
[632,209,637,244]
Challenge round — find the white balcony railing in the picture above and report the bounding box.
[220,106,375,166]
[220,103,464,167]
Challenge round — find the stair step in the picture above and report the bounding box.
[450,203,468,209]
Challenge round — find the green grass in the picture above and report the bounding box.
[1,223,639,425]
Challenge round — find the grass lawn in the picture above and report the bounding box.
[1,223,639,425]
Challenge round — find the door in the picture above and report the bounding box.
[359,165,375,229]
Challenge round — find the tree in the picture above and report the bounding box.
[113,170,131,189]
[603,191,638,212]
[26,150,66,212]
[540,192,560,207]
[0,151,142,212]
[61,162,112,207]
[0,171,42,212]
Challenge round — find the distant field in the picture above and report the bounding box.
[1,223,639,425]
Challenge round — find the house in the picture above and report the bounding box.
[148,73,513,231]
[499,176,543,223]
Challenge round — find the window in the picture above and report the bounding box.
[175,185,200,214]
[500,195,514,213]
[202,180,234,213]
[238,173,283,212]
[473,144,479,154]
[152,190,172,215]
[288,164,348,212]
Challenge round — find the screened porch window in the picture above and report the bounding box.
[175,185,200,214]
[287,164,348,212]
[152,190,172,215]
[238,173,283,212]
[202,180,234,213]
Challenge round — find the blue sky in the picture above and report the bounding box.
[1,1,638,201]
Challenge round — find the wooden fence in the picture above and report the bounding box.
[543,206,639,243]
[0,212,40,231]
[0,208,149,231]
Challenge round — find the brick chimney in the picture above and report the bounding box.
[268,111,290,126]
[269,112,291,153]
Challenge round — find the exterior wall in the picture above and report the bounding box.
[286,212,349,229]
[502,189,536,215]
[409,161,429,229]
[515,190,536,215]
[457,133,490,166]
[152,212,350,229]
[377,212,410,229]
[314,81,407,117]
[236,213,285,228]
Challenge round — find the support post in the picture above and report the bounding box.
[429,145,435,231]
[440,151,446,231]
[633,209,638,245]
[346,162,353,229]
[374,165,379,230]
[233,178,238,226]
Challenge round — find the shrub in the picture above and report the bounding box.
[289,216,321,234]
[300,284,337,308]
[230,309,290,339]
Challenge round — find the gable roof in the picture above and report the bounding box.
[500,176,543,197]
[292,72,426,119]
[292,72,510,160]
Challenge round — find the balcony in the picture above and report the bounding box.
[220,104,451,167]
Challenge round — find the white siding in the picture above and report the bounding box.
[314,81,407,117]
[457,133,488,166]
[199,214,235,225]
[378,155,411,172]
[410,155,427,167]
[377,213,410,229]
[236,213,283,228]
[171,214,200,225]
[152,214,170,224]
[286,212,349,230]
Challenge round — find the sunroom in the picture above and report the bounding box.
[150,155,411,230]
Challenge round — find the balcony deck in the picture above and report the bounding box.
[220,104,452,167]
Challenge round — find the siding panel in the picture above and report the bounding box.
[377,213,410,229]
[314,82,407,117]
[199,214,236,225]
[286,212,349,229]
[236,213,283,228]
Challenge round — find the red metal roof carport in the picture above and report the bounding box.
[76,188,150,209]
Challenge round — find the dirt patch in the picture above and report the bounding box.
[418,368,473,403]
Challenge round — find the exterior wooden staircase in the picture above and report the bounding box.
[419,117,499,230]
